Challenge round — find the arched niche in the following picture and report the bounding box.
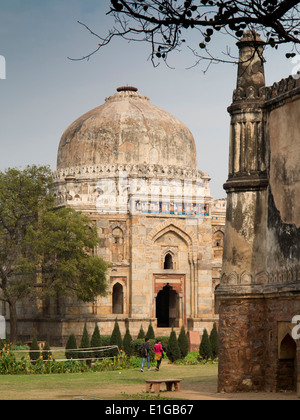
[112,282,124,314]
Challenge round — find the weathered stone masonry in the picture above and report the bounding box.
[216,31,300,394]
[3,86,226,346]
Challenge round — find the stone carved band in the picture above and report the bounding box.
[53,163,206,182]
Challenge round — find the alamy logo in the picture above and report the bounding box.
[95,172,207,227]
[0,55,6,79]
[291,315,300,340]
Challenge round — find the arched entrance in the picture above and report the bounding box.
[156,284,179,328]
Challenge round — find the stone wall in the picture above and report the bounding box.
[218,295,300,393]
[217,32,300,394]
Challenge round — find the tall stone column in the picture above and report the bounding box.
[217,31,269,392]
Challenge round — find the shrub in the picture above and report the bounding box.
[155,336,169,350]
[123,327,133,356]
[209,323,219,360]
[137,325,145,339]
[178,326,189,359]
[146,322,155,340]
[131,338,155,362]
[29,336,40,362]
[100,335,111,346]
[98,335,111,358]
[65,333,78,360]
[110,320,123,356]
[91,324,101,359]
[42,342,52,361]
[79,324,91,363]
[199,329,212,360]
[166,329,181,362]
[0,344,136,375]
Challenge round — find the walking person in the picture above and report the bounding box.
[154,339,164,371]
[140,337,150,372]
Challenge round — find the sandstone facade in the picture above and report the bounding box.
[3,87,225,346]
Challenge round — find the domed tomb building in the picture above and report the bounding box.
[14,87,225,345]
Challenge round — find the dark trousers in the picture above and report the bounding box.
[156,356,162,370]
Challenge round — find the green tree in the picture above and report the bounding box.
[146,322,155,340]
[137,325,145,339]
[178,326,189,359]
[123,327,133,356]
[79,323,91,364]
[91,324,101,359]
[209,323,219,360]
[0,165,53,343]
[29,336,40,362]
[166,329,181,362]
[35,207,110,303]
[0,165,110,343]
[110,319,123,356]
[65,333,78,360]
[199,329,212,360]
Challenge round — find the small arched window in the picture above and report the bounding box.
[112,227,124,262]
[164,253,173,270]
[214,231,224,248]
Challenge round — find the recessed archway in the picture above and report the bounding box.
[164,253,173,269]
[156,284,179,328]
[277,333,297,392]
[112,283,124,314]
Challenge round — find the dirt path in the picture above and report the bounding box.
[97,363,299,401]
[110,383,298,401]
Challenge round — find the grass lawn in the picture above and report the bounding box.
[0,362,218,400]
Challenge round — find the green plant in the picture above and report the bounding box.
[29,336,40,362]
[123,327,133,356]
[146,322,155,340]
[209,323,219,360]
[98,335,111,358]
[178,326,189,359]
[155,336,169,349]
[42,342,52,361]
[137,325,145,339]
[110,320,123,356]
[91,324,101,359]
[11,344,29,351]
[131,338,155,362]
[100,335,111,346]
[166,329,181,362]
[199,329,212,360]
[65,333,78,360]
[79,324,91,364]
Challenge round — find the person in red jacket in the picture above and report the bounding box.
[154,339,164,371]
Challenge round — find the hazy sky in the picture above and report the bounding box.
[0,0,295,199]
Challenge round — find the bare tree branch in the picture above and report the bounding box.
[69,0,300,67]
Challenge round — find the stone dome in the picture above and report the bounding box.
[57,87,197,170]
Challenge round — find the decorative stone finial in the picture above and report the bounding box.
[236,30,265,48]
[117,86,138,92]
[233,31,266,103]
